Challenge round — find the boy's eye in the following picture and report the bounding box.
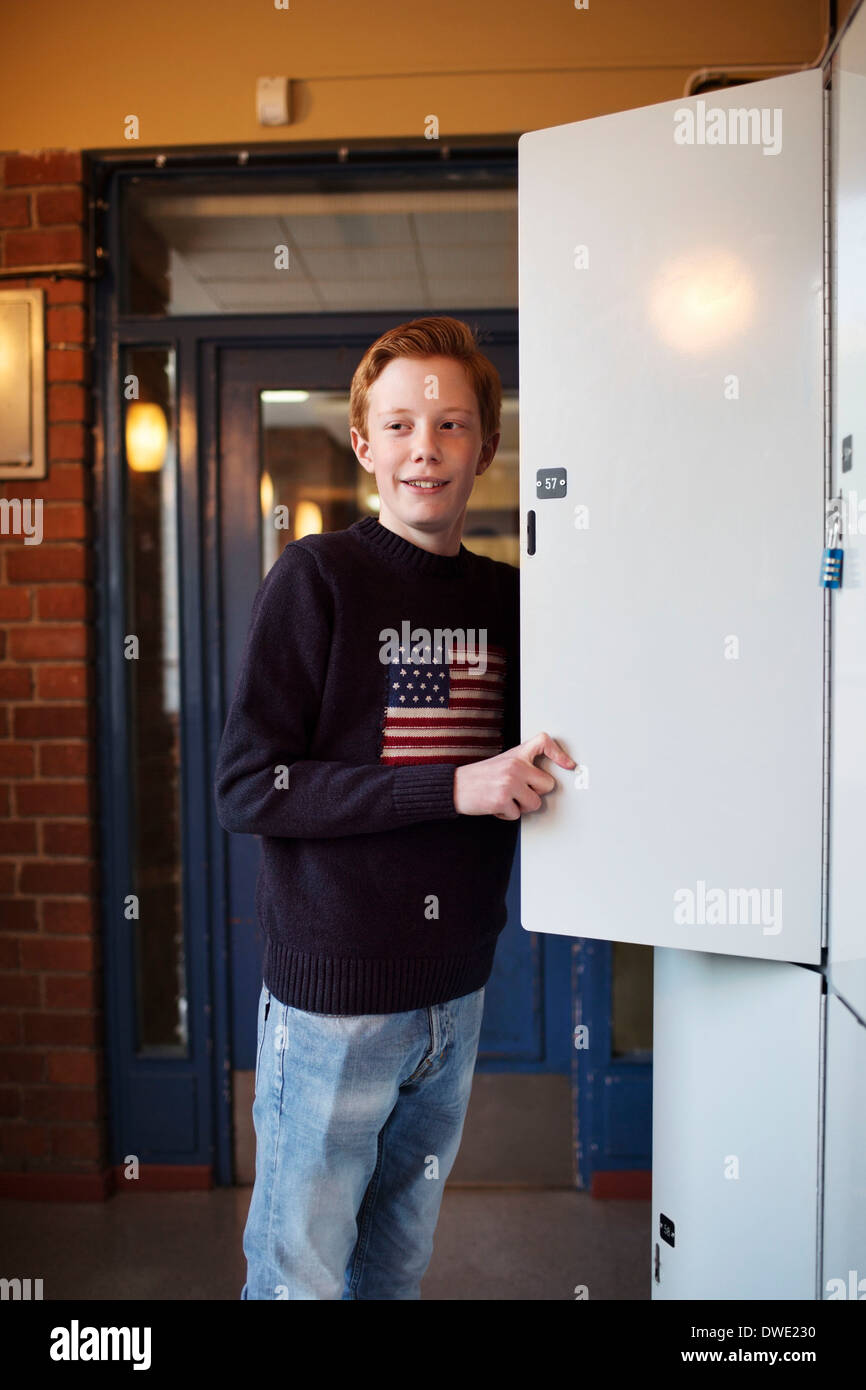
[385,421,464,430]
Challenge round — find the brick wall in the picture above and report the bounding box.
[0,150,107,1196]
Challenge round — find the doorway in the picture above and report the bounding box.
[94,148,649,1192]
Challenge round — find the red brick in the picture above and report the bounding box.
[17,782,90,816]
[0,588,31,620]
[46,305,86,345]
[0,1082,21,1110]
[0,973,39,1007]
[0,464,88,503]
[37,744,91,777]
[0,862,16,892]
[22,1086,99,1121]
[0,582,32,616]
[0,192,30,228]
[0,820,37,853]
[50,1124,102,1160]
[42,899,95,934]
[0,938,18,968]
[0,668,32,699]
[36,585,89,620]
[36,665,87,700]
[47,435,88,471]
[19,937,94,971]
[0,744,35,777]
[47,385,89,426]
[46,349,88,384]
[45,1051,98,1085]
[9,626,87,660]
[35,188,85,225]
[4,227,84,268]
[0,1047,43,1079]
[44,279,86,307]
[43,975,96,1010]
[23,1012,97,1045]
[14,705,89,738]
[4,153,83,186]
[41,823,93,858]
[0,1123,50,1157]
[19,863,96,897]
[44,501,91,540]
[5,546,88,583]
[0,899,37,932]
[0,786,11,818]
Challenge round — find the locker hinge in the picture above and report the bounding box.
[815,987,827,1300]
[820,82,832,955]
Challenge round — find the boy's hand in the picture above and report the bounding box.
[453,732,577,820]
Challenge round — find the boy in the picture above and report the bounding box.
[214,315,574,1300]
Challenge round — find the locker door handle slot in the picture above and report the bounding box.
[526,509,536,555]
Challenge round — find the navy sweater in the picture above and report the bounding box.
[214,515,520,1014]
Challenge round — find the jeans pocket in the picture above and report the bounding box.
[254,985,270,1096]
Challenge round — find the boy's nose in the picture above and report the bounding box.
[412,431,441,459]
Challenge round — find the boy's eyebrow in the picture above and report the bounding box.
[376,406,475,415]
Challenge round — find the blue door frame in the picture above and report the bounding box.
[92,148,650,1191]
[573,940,653,1194]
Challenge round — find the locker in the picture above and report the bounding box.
[822,991,866,1298]
[518,0,866,1298]
[518,69,824,966]
[827,5,866,1021]
[651,948,821,1300]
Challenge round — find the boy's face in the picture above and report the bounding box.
[350,354,499,555]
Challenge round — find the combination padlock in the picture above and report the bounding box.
[821,498,843,590]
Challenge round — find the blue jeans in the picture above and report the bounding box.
[241,980,486,1300]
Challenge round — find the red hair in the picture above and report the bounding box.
[349,315,501,443]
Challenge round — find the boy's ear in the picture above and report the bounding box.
[476,431,500,474]
[350,426,375,473]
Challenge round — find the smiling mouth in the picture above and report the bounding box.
[401,480,449,490]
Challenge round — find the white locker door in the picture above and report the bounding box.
[828,1,866,1017]
[652,948,822,1300]
[821,991,866,1300]
[519,71,824,963]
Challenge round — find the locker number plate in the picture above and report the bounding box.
[536,468,567,498]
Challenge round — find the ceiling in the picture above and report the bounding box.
[132,188,518,314]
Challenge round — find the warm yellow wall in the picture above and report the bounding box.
[0,0,848,152]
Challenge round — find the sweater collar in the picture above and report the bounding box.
[352,515,471,578]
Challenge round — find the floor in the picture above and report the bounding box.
[0,1185,650,1300]
[2,1072,651,1300]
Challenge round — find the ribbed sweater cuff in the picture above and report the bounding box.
[392,763,458,822]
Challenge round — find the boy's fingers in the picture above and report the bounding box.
[519,731,576,769]
[549,739,576,768]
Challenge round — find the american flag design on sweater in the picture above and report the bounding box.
[380,642,507,767]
